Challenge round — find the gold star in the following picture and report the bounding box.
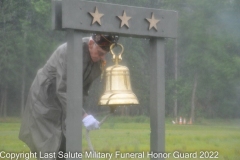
[89,7,104,25]
[117,11,131,28]
[146,13,160,31]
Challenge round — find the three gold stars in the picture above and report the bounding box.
[145,13,160,31]
[89,7,104,25]
[117,11,131,28]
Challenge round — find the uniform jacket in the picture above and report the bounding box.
[19,37,101,156]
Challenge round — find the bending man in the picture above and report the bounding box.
[19,34,118,159]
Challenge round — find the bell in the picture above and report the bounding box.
[98,43,139,109]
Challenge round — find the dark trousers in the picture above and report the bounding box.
[57,135,66,160]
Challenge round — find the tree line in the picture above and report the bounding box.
[0,0,240,121]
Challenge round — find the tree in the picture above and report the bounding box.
[1,0,240,118]
[0,0,65,117]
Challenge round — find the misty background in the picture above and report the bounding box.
[0,0,240,122]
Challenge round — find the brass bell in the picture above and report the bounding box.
[98,43,139,110]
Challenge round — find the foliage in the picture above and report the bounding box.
[0,0,240,119]
[0,0,64,117]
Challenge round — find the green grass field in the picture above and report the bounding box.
[0,116,240,160]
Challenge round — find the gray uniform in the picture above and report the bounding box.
[19,37,101,156]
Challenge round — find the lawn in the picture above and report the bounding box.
[0,116,239,160]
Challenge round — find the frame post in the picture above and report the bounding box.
[150,38,165,160]
[66,30,83,160]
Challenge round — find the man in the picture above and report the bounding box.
[19,34,118,158]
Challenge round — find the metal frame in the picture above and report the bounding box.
[52,1,177,159]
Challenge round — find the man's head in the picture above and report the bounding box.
[88,34,118,62]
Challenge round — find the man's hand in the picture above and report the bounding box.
[82,115,100,130]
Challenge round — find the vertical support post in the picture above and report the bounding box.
[66,30,83,160]
[150,38,165,160]
[51,0,62,30]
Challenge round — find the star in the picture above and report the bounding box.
[146,13,160,31]
[89,7,104,25]
[117,11,131,28]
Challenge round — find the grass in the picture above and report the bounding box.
[0,116,240,160]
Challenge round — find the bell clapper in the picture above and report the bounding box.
[109,105,117,113]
